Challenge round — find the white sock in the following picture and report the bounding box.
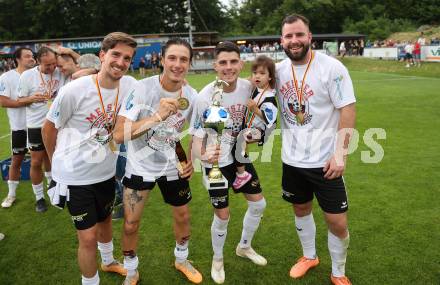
[124,255,139,277]
[97,240,115,266]
[211,214,229,260]
[7,180,19,197]
[81,271,99,285]
[239,198,266,248]
[295,213,316,259]
[328,230,350,277]
[174,240,189,263]
[44,171,52,185]
[32,183,44,201]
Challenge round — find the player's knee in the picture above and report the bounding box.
[214,208,229,220]
[175,210,190,225]
[293,203,312,217]
[124,220,140,236]
[328,220,348,237]
[248,197,266,217]
[212,213,229,231]
[79,233,98,249]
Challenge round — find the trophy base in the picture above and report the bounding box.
[202,172,228,190]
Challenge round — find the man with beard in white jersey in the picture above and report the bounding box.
[276,14,356,285]
[190,41,267,284]
[18,46,66,212]
[42,32,138,285]
[0,47,46,208]
[113,38,202,285]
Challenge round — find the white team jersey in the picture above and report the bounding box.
[18,66,65,128]
[0,69,26,130]
[46,75,137,185]
[247,87,278,130]
[190,78,253,168]
[276,52,356,168]
[119,75,197,181]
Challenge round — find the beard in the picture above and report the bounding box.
[283,42,310,62]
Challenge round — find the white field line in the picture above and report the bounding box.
[351,70,440,80]
[354,77,439,83]
[0,133,11,140]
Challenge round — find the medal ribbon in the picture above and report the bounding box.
[290,50,314,111]
[39,69,54,98]
[245,85,268,128]
[94,75,119,133]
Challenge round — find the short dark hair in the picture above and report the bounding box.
[251,55,276,89]
[13,47,33,65]
[214,41,240,58]
[281,14,310,32]
[161,38,193,61]
[36,46,56,61]
[101,32,137,53]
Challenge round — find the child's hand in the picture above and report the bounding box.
[247,99,257,112]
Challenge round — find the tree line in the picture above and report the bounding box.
[0,0,438,42]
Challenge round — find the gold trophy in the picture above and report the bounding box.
[202,77,230,190]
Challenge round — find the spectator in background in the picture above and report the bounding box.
[339,41,346,58]
[359,39,364,56]
[347,40,353,56]
[144,51,152,69]
[417,32,426,46]
[404,41,414,68]
[413,40,421,67]
[253,44,260,53]
[151,51,159,74]
[138,57,146,77]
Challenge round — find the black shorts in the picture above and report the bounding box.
[27,128,45,151]
[282,163,348,214]
[205,162,262,209]
[11,130,28,155]
[67,177,116,230]
[122,175,191,207]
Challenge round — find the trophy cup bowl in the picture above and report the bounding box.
[202,90,230,190]
[203,103,229,179]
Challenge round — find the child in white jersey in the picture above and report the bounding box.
[233,56,278,190]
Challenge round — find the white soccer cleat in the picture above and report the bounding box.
[1,196,16,208]
[211,258,225,284]
[236,245,267,266]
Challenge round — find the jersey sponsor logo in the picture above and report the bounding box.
[125,91,135,110]
[71,212,88,222]
[333,75,344,100]
[279,80,314,126]
[341,201,348,209]
[264,107,274,122]
[282,189,294,197]
[178,187,191,197]
[210,195,227,207]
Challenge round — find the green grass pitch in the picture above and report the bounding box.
[0,58,439,284]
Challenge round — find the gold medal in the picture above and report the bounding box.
[296,112,305,124]
[177,97,189,110]
[108,139,117,153]
[291,51,314,125]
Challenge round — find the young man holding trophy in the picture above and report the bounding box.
[190,41,267,284]
[113,39,202,285]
